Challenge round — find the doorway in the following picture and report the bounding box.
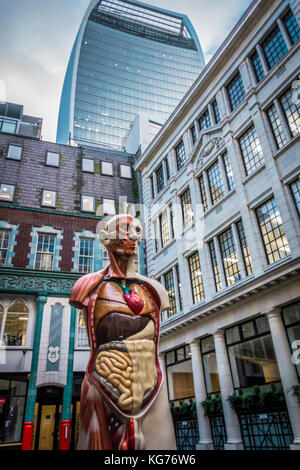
[34,386,63,450]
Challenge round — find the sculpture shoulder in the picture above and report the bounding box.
[70,269,107,309]
[134,274,170,311]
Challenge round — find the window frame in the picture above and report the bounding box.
[7,144,22,161]
[46,151,60,167]
[41,189,56,208]
[81,194,95,213]
[0,184,15,202]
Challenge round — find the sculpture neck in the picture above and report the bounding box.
[107,250,136,279]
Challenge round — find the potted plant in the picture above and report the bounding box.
[228,384,285,413]
[201,394,222,416]
[293,384,300,402]
[170,399,197,419]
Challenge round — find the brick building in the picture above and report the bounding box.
[0,128,138,449]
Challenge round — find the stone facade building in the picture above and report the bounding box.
[0,128,138,449]
[135,0,300,450]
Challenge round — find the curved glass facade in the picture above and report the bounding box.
[57,0,204,149]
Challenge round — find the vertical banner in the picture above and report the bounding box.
[46,303,63,371]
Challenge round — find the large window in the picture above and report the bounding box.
[267,104,287,149]
[219,227,241,286]
[280,87,300,138]
[208,240,222,292]
[180,188,194,226]
[79,238,94,273]
[256,197,290,264]
[290,177,300,216]
[0,376,28,444]
[156,163,164,193]
[0,230,10,267]
[207,160,224,205]
[282,302,300,377]
[250,50,264,83]
[164,269,176,317]
[159,210,170,248]
[226,317,280,389]
[236,220,253,276]
[201,336,220,394]
[0,300,29,347]
[198,108,211,132]
[226,72,245,112]
[188,251,205,304]
[35,234,55,270]
[166,345,194,401]
[262,26,287,69]
[175,140,186,171]
[239,125,264,176]
[283,8,300,44]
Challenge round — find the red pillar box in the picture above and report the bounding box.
[59,420,71,450]
[22,422,33,450]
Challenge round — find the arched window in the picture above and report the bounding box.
[3,300,29,346]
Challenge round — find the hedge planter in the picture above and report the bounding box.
[228,384,285,413]
[293,384,300,402]
[201,394,223,417]
[170,399,197,419]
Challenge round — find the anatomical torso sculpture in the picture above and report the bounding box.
[69,215,177,450]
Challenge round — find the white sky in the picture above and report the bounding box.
[0,0,253,142]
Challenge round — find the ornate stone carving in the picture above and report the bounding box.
[197,136,225,167]
[0,272,76,294]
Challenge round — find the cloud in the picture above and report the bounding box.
[0,0,253,142]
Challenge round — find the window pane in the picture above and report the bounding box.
[227,72,245,111]
[198,108,211,132]
[280,87,300,138]
[226,325,241,345]
[156,163,164,193]
[219,227,241,286]
[188,251,205,303]
[282,302,300,326]
[0,229,10,267]
[223,152,235,191]
[1,119,17,134]
[236,219,253,275]
[7,145,22,160]
[201,336,215,353]
[190,124,197,144]
[175,140,186,170]
[239,125,264,176]
[202,352,220,394]
[198,174,208,212]
[207,160,224,204]
[82,158,94,172]
[241,321,255,339]
[283,9,300,44]
[3,310,28,346]
[290,177,300,216]
[209,240,222,292]
[35,234,55,270]
[81,195,95,213]
[228,334,280,388]
[79,238,94,273]
[267,104,287,149]
[46,152,59,167]
[77,310,89,347]
[42,190,56,207]
[164,269,176,317]
[262,26,287,69]
[0,378,27,443]
[250,50,264,83]
[101,161,113,175]
[256,197,290,264]
[212,99,220,124]
[180,188,193,225]
[120,164,131,179]
[103,198,116,215]
[165,158,170,180]
[255,316,270,334]
[159,210,170,248]
[0,184,15,201]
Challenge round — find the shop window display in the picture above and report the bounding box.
[0,377,27,444]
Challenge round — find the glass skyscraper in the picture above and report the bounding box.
[57,0,204,149]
